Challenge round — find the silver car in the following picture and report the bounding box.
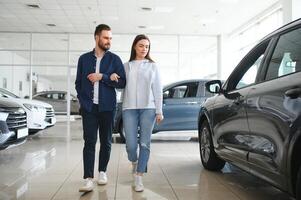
[33,91,80,115]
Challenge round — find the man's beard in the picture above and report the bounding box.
[98,41,110,51]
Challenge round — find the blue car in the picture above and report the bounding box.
[114,79,214,142]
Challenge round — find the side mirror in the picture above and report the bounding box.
[205,80,223,94]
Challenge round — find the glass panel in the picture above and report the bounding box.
[32,51,68,65]
[180,36,216,53]
[32,34,68,50]
[33,66,68,94]
[0,51,13,64]
[13,51,30,65]
[0,66,30,98]
[0,33,30,50]
[70,51,86,66]
[69,34,94,51]
[110,35,135,52]
[150,35,178,53]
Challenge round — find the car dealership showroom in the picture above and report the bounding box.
[0,0,301,199]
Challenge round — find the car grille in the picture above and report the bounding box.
[45,107,55,122]
[4,107,27,145]
[6,108,27,131]
[45,107,55,117]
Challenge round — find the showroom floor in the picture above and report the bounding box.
[0,121,293,200]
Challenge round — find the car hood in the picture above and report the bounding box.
[0,97,22,108]
[4,97,53,108]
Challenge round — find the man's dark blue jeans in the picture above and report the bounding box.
[81,104,113,179]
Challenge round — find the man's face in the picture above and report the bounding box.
[96,30,112,51]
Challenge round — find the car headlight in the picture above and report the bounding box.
[23,103,43,111]
[0,112,9,121]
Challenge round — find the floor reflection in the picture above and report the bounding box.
[0,121,294,200]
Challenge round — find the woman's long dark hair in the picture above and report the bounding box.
[129,34,154,62]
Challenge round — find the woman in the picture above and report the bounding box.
[122,34,163,192]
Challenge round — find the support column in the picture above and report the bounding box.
[282,0,301,24]
[217,35,222,79]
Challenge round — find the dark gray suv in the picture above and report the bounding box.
[198,18,301,199]
[114,79,214,142]
[0,97,28,150]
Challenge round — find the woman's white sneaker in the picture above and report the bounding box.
[134,175,144,192]
[97,171,108,185]
[79,178,94,192]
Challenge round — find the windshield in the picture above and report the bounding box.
[0,88,20,98]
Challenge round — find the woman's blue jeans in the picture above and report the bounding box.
[122,109,156,173]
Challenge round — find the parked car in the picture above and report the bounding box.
[114,79,215,142]
[0,88,56,134]
[0,97,28,150]
[33,91,80,115]
[198,18,301,199]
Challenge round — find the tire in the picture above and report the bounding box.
[296,166,301,200]
[119,121,126,143]
[199,120,225,171]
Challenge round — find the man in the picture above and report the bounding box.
[75,24,126,192]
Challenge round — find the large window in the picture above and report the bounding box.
[0,32,218,98]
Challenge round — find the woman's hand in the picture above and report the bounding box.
[110,73,120,82]
[156,114,164,124]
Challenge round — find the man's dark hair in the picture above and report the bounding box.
[94,24,111,37]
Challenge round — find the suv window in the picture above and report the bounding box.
[236,55,264,89]
[265,27,301,80]
[164,82,199,99]
[227,41,269,90]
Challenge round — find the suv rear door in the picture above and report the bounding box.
[154,81,201,132]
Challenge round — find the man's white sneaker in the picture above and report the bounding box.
[134,175,144,192]
[79,179,94,192]
[97,171,108,185]
[132,162,137,174]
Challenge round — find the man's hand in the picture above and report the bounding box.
[110,73,120,82]
[156,114,164,124]
[87,73,103,83]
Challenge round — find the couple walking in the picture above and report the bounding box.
[75,24,163,193]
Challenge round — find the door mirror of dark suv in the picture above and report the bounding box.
[205,80,223,94]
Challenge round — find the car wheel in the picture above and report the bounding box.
[199,120,225,171]
[296,166,301,200]
[119,121,126,143]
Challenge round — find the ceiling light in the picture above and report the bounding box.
[46,24,56,27]
[26,4,40,9]
[140,7,152,11]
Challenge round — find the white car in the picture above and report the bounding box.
[0,88,56,134]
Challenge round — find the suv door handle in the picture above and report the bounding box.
[285,88,301,99]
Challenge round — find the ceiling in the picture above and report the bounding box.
[0,0,279,36]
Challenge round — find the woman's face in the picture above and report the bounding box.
[134,39,150,59]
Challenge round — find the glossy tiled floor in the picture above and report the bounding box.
[0,120,294,200]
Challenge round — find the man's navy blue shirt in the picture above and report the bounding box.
[75,49,126,112]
